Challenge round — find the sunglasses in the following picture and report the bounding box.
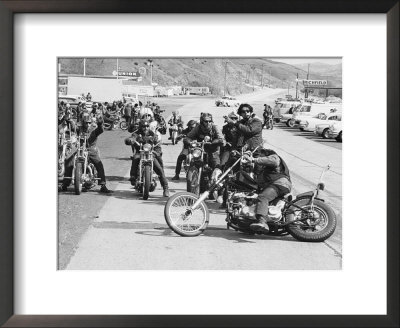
[241,109,250,113]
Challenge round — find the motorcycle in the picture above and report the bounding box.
[73,133,99,195]
[103,112,121,130]
[133,141,159,200]
[165,147,336,242]
[185,136,216,197]
[154,113,167,135]
[58,130,77,178]
[170,123,181,145]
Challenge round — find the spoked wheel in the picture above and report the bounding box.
[164,192,209,236]
[285,198,336,242]
[120,121,129,130]
[74,162,83,195]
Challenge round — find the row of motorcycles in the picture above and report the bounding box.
[58,129,99,195]
[163,142,337,243]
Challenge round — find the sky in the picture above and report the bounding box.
[270,58,342,65]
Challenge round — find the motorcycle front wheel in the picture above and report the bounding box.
[143,165,151,200]
[164,192,209,236]
[172,131,177,145]
[285,198,336,242]
[74,162,83,195]
[186,167,200,195]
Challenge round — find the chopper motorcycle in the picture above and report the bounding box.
[164,147,336,242]
[72,132,99,195]
[185,136,220,197]
[131,140,159,200]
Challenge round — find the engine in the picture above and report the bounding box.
[228,191,286,222]
[228,192,258,220]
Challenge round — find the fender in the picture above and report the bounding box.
[295,191,325,202]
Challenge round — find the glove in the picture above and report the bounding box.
[124,138,132,146]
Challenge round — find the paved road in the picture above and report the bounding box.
[59,89,342,270]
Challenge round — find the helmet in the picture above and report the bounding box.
[65,103,71,109]
[200,112,213,123]
[227,111,239,119]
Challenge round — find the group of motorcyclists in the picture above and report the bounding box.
[58,92,291,234]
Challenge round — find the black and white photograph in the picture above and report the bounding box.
[57,57,343,270]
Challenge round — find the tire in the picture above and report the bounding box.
[74,162,83,195]
[120,121,129,130]
[172,131,177,145]
[142,165,151,200]
[322,128,329,139]
[103,122,112,130]
[186,167,200,195]
[274,118,280,123]
[286,119,295,128]
[164,192,209,236]
[285,198,337,242]
[336,132,342,143]
[299,127,304,132]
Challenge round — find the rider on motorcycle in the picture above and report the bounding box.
[242,147,292,233]
[171,119,198,180]
[86,92,92,101]
[224,103,263,152]
[221,111,240,170]
[168,110,184,140]
[262,104,273,128]
[124,119,170,197]
[61,113,112,194]
[183,112,223,170]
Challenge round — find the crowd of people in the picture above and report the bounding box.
[58,93,291,233]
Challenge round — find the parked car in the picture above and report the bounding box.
[299,113,342,132]
[273,100,302,123]
[58,95,87,109]
[215,96,240,107]
[287,103,342,128]
[328,121,342,142]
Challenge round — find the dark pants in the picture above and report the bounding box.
[206,150,221,169]
[175,148,188,175]
[63,150,106,187]
[255,185,290,219]
[130,155,168,189]
[220,149,231,169]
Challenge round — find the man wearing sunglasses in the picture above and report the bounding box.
[183,112,224,170]
[124,119,169,197]
[224,103,263,152]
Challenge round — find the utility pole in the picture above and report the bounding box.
[295,73,299,99]
[223,61,228,96]
[83,58,86,76]
[116,58,119,80]
[287,83,290,96]
[147,59,154,85]
[305,63,310,98]
[250,65,256,91]
[261,64,264,88]
[238,71,242,93]
[269,68,272,87]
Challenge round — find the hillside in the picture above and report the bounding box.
[59,58,342,97]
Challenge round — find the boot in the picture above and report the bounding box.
[100,185,113,194]
[129,176,136,186]
[250,215,269,233]
[163,187,170,197]
[171,174,180,180]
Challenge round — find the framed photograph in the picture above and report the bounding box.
[1,1,398,327]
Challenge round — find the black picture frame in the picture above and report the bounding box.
[0,1,398,327]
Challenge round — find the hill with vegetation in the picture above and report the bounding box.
[59,58,342,97]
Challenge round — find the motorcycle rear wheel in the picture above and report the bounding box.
[164,192,209,236]
[285,198,336,242]
[143,166,151,200]
[120,121,129,130]
[74,162,83,195]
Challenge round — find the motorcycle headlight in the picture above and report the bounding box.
[193,149,202,158]
[143,143,152,152]
[304,121,309,127]
[191,142,198,148]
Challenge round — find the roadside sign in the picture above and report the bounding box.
[118,71,140,77]
[303,80,328,86]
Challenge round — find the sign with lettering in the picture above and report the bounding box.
[303,80,328,86]
[118,71,140,77]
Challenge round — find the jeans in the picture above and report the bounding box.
[255,184,290,219]
[62,149,106,187]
